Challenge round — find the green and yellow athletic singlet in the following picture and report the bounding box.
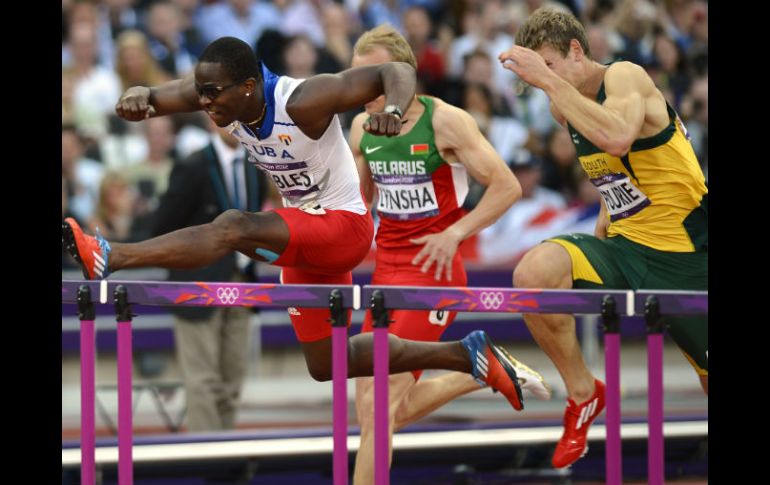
[567,83,708,253]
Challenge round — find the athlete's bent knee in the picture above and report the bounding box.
[513,261,539,289]
[513,243,571,289]
[306,361,332,382]
[514,251,550,288]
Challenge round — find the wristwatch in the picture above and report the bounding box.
[383,104,403,119]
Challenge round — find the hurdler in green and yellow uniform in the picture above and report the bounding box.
[505,8,708,469]
[549,81,708,375]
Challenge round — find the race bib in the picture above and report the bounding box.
[592,173,651,221]
[255,159,319,198]
[375,174,439,221]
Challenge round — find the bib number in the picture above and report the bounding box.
[593,173,651,221]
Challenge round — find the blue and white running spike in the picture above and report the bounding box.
[93,227,112,279]
[461,330,491,387]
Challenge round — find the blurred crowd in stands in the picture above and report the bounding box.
[62,0,707,269]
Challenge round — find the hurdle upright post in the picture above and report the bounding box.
[601,294,622,485]
[370,289,390,485]
[114,285,134,485]
[77,285,96,485]
[329,289,348,485]
[645,295,665,485]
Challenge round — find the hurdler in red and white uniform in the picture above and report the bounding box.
[351,91,522,378]
[354,96,468,364]
[230,65,373,342]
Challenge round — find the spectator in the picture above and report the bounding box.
[649,31,691,107]
[320,2,355,70]
[196,0,281,46]
[88,171,138,242]
[586,23,614,64]
[63,0,115,70]
[540,127,579,200]
[62,125,105,224]
[447,0,515,95]
[462,83,529,168]
[64,23,122,141]
[150,119,271,432]
[169,0,207,58]
[279,0,326,48]
[610,0,657,66]
[124,117,179,239]
[282,35,320,79]
[402,5,445,93]
[115,30,172,90]
[145,0,202,77]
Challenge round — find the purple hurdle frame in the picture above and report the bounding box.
[636,290,708,485]
[362,286,631,484]
[114,286,134,485]
[601,295,623,485]
[63,281,706,484]
[76,285,96,485]
[363,286,707,483]
[329,289,349,485]
[63,280,358,485]
[370,290,390,485]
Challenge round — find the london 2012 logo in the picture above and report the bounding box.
[479,291,504,310]
[216,287,240,304]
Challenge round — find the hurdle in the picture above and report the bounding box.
[62,280,358,485]
[636,290,708,485]
[362,285,707,485]
[362,286,631,485]
[64,281,706,484]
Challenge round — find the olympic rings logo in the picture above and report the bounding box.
[216,287,240,305]
[479,291,504,310]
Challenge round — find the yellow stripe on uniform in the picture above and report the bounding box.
[681,349,708,376]
[546,239,603,285]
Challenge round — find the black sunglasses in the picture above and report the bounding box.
[195,80,243,100]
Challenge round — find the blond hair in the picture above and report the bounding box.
[515,7,591,58]
[115,30,170,89]
[353,24,417,69]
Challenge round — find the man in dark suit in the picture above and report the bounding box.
[151,118,271,432]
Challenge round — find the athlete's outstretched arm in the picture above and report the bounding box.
[411,102,522,281]
[116,74,201,121]
[348,111,376,205]
[286,62,416,139]
[499,44,648,156]
[545,62,647,156]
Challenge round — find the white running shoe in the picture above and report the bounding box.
[497,346,552,400]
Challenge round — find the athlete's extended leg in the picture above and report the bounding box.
[392,372,480,429]
[353,373,416,485]
[664,316,709,396]
[354,362,551,482]
[388,352,551,430]
[300,334,471,382]
[300,329,529,415]
[63,210,288,278]
[513,241,605,468]
[514,242,596,401]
